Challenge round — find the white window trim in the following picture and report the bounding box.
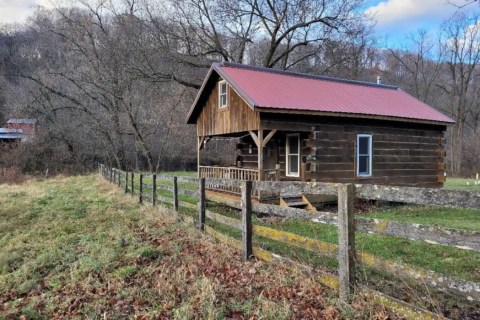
[218,80,228,108]
[286,133,300,178]
[356,134,373,177]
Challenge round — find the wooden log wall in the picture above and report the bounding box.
[261,114,447,188]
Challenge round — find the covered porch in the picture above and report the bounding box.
[198,129,308,199]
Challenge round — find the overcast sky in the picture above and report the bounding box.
[0,0,53,24]
[364,0,477,47]
[0,0,478,47]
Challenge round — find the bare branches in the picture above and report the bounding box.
[447,0,478,9]
[161,0,367,69]
[0,0,375,173]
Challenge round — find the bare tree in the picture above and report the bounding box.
[3,2,197,171]
[150,0,368,71]
[388,30,443,104]
[437,12,480,175]
[0,0,423,176]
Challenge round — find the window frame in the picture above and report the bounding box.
[286,133,300,178]
[218,80,228,108]
[356,134,373,177]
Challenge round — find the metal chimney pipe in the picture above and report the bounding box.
[377,76,382,85]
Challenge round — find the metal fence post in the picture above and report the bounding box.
[139,174,144,204]
[118,170,121,187]
[338,183,356,302]
[241,180,253,261]
[110,168,113,182]
[198,178,206,230]
[152,174,157,206]
[173,177,179,212]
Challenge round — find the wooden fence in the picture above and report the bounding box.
[99,164,480,319]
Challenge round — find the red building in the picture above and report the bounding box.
[6,119,38,137]
[0,119,38,144]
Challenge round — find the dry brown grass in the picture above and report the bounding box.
[0,167,29,185]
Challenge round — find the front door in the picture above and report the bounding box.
[286,134,300,177]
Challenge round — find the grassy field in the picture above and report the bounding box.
[0,175,396,319]
[444,177,480,191]
[160,171,197,177]
[355,178,480,231]
[358,205,480,231]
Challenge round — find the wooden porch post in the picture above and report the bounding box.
[258,130,264,181]
[197,136,201,178]
[249,129,277,183]
[197,136,206,178]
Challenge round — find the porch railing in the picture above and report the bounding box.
[199,166,259,181]
[199,166,260,197]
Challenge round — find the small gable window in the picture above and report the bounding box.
[218,80,228,108]
[357,134,372,177]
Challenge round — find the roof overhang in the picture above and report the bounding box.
[7,119,37,124]
[256,107,454,127]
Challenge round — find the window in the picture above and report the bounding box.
[286,134,300,177]
[357,134,372,177]
[218,80,228,108]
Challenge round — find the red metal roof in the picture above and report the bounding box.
[221,63,454,123]
[187,62,454,124]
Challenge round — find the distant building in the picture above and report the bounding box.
[0,128,23,143]
[6,119,38,136]
[0,119,38,143]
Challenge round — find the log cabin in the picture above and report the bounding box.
[187,62,454,204]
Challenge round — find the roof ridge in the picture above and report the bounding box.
[220,61,399,90]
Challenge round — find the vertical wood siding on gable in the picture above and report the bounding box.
[196,82,260,136]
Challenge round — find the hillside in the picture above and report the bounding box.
[0,175,395,319]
